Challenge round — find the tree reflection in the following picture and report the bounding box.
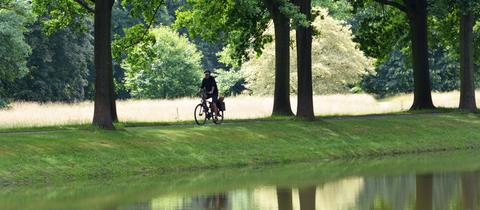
[416,174,433,210]
[462,172,478,210]
[190,193,229,210]
[277,187,293,210]
[299,186,316,210]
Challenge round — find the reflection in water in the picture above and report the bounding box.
[5,166,480,210]
[416,174,433,210]
[298,186,315,210]
[143,173,478,210]
[316,177,363,210]
[277,188,293,210]
[190,193,229,210]
[462,172,478,210]
[357,175,415,210]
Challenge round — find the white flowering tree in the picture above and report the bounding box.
[241,8,374,95]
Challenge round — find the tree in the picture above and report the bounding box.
[361,48,460,98]
[4,23,92,102]
[32,0,167,128]
[348,0,435,110]
[0,1,31,83]
[215,69,246,96]
[0,0,31,107]
[263,0,295,116]
[240,9,373,95]
[175,0,307,116]
[313,0,352,20]
[122,27,203,99]
[458,2,477,111]
[432,0,480,111]
[455,1,479,111]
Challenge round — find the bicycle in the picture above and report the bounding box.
[194,90,224,125]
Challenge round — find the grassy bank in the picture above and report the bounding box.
[1,112,480,185]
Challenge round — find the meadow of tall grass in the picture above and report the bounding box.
[0,91,475,128]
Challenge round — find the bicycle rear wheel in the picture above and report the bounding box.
[213,110,224,124]
[194,104,207,125]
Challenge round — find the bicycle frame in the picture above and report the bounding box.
[195,89,223,125]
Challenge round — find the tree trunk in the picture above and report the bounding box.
[92,0,115,129]
[406,0,435,110]
[277,187,293,210]
[264,0,294,116]
[295,0,314,120]
[459,11,477,112]
[415,174,433,210]
[109,16,118,122]
[299,186,316,210]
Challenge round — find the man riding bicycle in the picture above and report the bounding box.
[200,70,220,117]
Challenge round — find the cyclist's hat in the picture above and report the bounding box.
[204,70,212,74]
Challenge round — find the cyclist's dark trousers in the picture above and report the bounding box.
[206,93,219,104]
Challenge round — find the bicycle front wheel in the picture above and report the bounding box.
[194,104,207,125]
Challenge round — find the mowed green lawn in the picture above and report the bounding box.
[1,113,480,185]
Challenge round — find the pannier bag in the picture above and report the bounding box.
[218,97,226,111]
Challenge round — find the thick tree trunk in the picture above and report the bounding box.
[92,0,115,129]
[295,0,314,120]
[415,174,433,210]
[406,0,435,110]
[459,12,477,112]
[299,186,316,210]
[277,188,293,210]
[264,0,294,116]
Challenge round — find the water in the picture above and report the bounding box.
[2,151,480,210]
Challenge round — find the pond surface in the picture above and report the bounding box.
[2,151,480,210]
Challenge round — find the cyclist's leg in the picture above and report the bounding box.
[211,94,220,116]
[205,94,214,116]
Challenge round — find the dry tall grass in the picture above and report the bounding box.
[0,91,475,128]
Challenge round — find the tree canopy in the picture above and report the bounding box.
[122,26,203,99]
[0,2,31,81]
[240,8,373,95]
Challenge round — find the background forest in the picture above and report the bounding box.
[0,0,478,106]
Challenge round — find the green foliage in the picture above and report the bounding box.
[215,69,245,96]
[0,5,31,81]
[430,0,480,63]
[122,27,203,99]
[3,23,93,102]
[350,5,409,63]
[31,0,92,33]
[361,48,461,97]
[240,9,373,95]
[312,0,353,20]
[0,1,32,108]
[356,0,480,97]
[175,0,271,65]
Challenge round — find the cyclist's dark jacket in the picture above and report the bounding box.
[201,77,218,95]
